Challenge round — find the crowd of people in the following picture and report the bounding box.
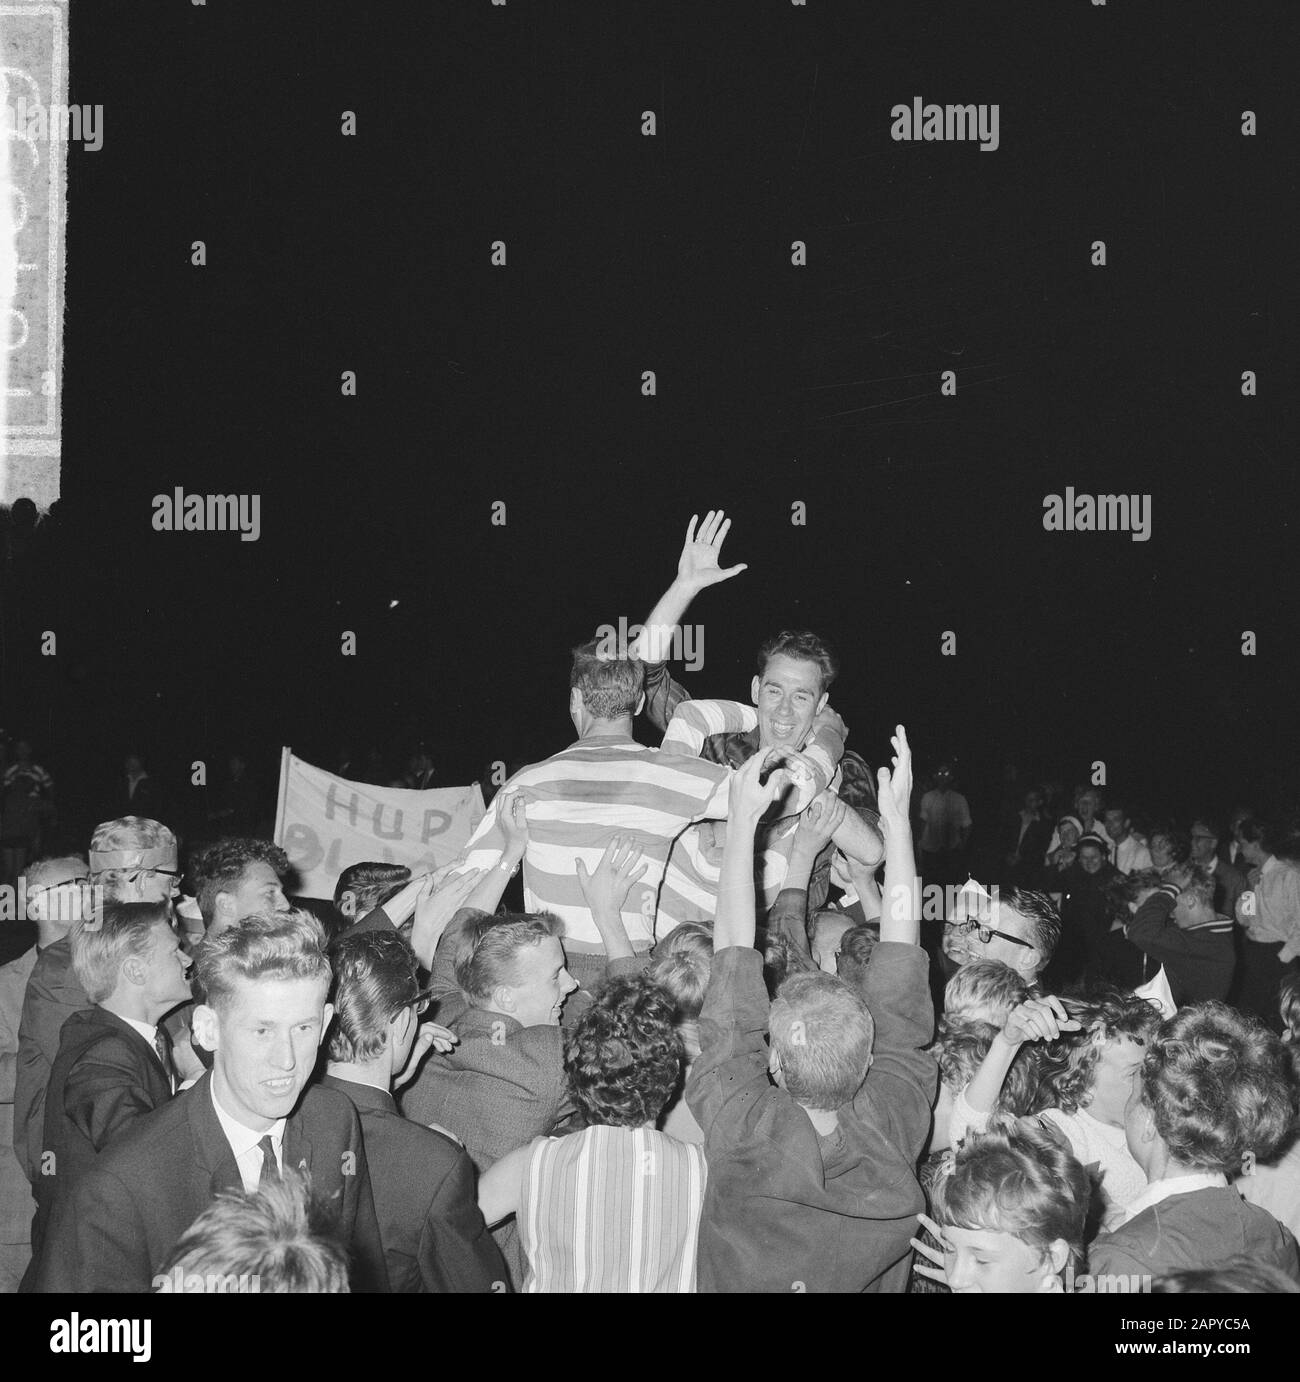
[1,510,1298,1293]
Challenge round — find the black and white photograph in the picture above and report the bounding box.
[0,0,1298,1341]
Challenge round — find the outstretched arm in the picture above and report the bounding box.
[629,510,747,665]
[713,751,786,953]
[876,726,919,946]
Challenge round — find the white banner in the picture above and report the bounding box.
[274,749,486,899]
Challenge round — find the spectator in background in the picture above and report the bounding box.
[1058,835,1121,987]
[919,762,972,890]
[1044,815,1082,879]
[1004,787,1052,889]
[155,1170,351,1293]
[1149,825,1192,876]
[1124,865,1236,1005]
[1233,816,1300,1032]
[1190,816,1246,919]
[1,740,56,869]
[1103,803,1152,876]
[207,755,260,837]
[121,752,156,817]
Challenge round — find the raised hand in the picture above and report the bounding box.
[576,835,650,919]
[875,724,913,823]
[676,510,748,592]
[733,748,789,823]
[393,1021,458,1089]
[496,787,529,859]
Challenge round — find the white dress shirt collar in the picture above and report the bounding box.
[118,1014,158,1048]
[1118,1171,1227,1226]
[210,1079,286,1192]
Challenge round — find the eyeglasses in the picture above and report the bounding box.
[122,868,182,888]
[947,918,1034,950]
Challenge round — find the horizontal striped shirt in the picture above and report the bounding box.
[657,699,838,937]
[456,735,731,946]
[519,1124,707,1293]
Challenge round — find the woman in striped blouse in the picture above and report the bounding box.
[477,973,707,1292]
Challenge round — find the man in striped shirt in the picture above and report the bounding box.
[654,630,884,937]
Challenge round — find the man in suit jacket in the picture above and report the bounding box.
[28,901,191,1262]
[31,909,388,1293]
[13,818,179,1183]
[324,930,507,1292]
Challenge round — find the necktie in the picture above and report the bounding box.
[257,1135,280,1187]
[153,1029,174,1090]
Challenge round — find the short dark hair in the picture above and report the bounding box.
[158,1169,349,1293]
[332,862,411,914]
[1149,825,1192,866]
[1140,1004,1298,1173]
[192,838,289,926]
[563,975,682,1127]
[1001,888,1061,970]
[570,638,644,720]
[453,910,564,1007]
[328,930,421,1063]
[756,630,839,695]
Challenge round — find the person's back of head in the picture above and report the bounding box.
[1136,1003,1299,1175]
[563,974,683,1128]
[327,928,421,1066]
[834,924,879,997]
[769,971,874,1111]
[155,1169,349,1293]
[332,861,411,922]
[569,638,645,727]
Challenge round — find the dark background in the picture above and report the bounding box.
[3,0,1298,857]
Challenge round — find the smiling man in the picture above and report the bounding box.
[656,630,883,937]
[31,910,387,1292]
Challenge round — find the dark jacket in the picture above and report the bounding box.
[30,1071,388,1293]
[1125,885,1235,1004]
[13,937,90,1183]
[1090,1186,1300,1283]
[686,941,936,1293]
[31,1006,173,1254]
[321,1074,506,1293]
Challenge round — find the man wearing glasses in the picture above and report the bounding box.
[12,817,179,1187]
[941,884,1061,988]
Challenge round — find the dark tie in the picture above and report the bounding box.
[258,1135,280,1186]
[153,1029,174,1088]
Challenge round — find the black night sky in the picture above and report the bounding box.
[5,0,1298,855]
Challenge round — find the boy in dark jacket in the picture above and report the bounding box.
[1124,867,1234,1005]
[687,726,936,1293]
